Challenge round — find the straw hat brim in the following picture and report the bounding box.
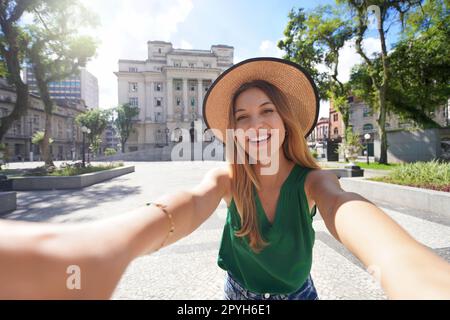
[202,57,320,145]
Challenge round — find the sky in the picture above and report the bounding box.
[80,0,384,119]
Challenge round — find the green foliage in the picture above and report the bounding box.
[114,103,140,153]
[278,5,353,101]
[338,127,363,160]
[76,109,111,152]
[309,148,319,159]
[370,160,450,192]
[31,130,53,145]
[349,0,449,130]
[104,148,117,156]
[49,163,123,176]
[340,161,400,170]
[24,162,123,177]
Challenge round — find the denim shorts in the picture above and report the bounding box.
[223,272,319,300]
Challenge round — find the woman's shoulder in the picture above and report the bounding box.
[207,164,233,207]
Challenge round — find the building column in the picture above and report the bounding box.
[183,78,188,121]
[197,79,203,117]
[147,81,154,120]
[166,78,173,122]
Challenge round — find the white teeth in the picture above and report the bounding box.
[249,135,270,142]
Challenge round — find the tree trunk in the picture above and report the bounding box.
[377,91,388,164]
[41,111,54,167]
[0,20,30,140]
[377,10,390,164]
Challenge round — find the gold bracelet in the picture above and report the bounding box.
[146,202,175,251]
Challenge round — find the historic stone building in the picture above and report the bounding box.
[0,81,87,161]
[115,40,234,151]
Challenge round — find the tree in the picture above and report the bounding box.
[0,0,39,141]
[26,0,98,166]
[75,108,110,156]
[114,103,139,153]
[31,130,52,160]
[339,0,422,164]
[278,5,354,141]
[387,0,449,127]
[349,0,449,130]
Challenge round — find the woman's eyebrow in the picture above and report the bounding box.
[234,101,273,114]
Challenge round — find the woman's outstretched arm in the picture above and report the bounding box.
[305,170,450,299]
[0,166,230,299]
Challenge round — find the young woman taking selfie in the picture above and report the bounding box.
[0,58,449,299]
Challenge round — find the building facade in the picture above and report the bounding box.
[115,40,234,152]
[0,82,87,161]
[328,95,449,159]
[348,96,448,141]
[24,67,99,109]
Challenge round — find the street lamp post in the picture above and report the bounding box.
[81,126,91,168]
[364,133,371,165]
[165,127,169,146]
[28,117,33,162]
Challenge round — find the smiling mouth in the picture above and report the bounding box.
[248,133,271,146]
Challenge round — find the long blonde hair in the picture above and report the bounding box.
[226,80,320,253]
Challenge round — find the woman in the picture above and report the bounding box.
[0,58,449,299]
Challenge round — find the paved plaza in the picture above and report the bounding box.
[2,161,450,299]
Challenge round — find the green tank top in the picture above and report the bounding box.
[217,163,317,295]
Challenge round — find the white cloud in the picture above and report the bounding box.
[179,39,193,49]
[316,37,379,119]
[81,0,194,109]
[337,37,380,83]
[319,100,330,119]
[258,40,284,58]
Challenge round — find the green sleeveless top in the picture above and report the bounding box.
[217,163,317,295]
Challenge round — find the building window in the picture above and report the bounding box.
[155,112,163,122]
[203,63,211,68]
[33,114,40,128]
[174,61,181,67]
[128,67,138,72]
[188,62,195,68]
[363,123,373,132]
[333,113,338,122]
[155,98,162,107]
[176,97,181,106]
[204,87,209,92]
[191,97,195,106]
[154,82,163,92]
[176,82,181,91]
[129,82,138,92]
[158,48,161,54]
[129,97,138,107]
[333,127,339,136]
[363,107,371,117]
[190,85,195,91]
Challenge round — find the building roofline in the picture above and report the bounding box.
[147,40,172,45]
[118,59,146,64]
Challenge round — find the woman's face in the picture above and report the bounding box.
[233,87,286,162]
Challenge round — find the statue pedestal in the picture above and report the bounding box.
[344,163,364,177]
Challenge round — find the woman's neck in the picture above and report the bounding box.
[252,153,294,192]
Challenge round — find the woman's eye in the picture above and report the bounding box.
[236,116,247,122]
[263,109,274,114]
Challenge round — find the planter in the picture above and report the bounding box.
[0,191,16,215]
[339,177,450,217]
[10,165,135,191]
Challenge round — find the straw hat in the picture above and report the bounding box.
[202,57,320,144]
